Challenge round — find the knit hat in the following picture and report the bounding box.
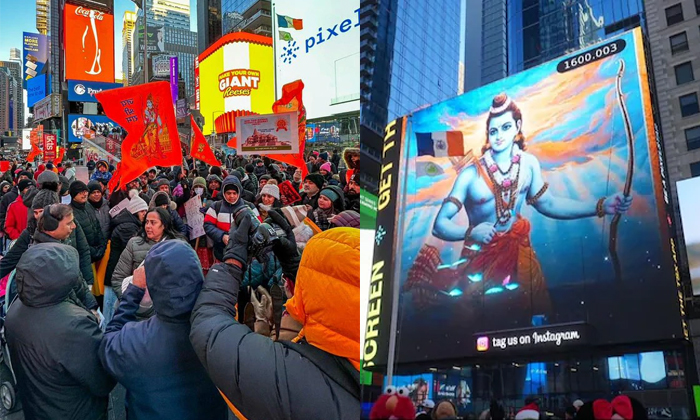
[18,179,34,192]
[31,189,59,210]
[319,152,329,161]
[209,166,223,177]
[320,187,340,202]
[320,162,332,173]
[127,195,148,214]
[280,205,308,228]
[157,179,170,189]
[206,174,222,184]
[258,174,271,182]
[37,170,59,186]
[154,193,170,207]
[17,171,32,180]
[192,177,206,189]
[245,164,255,173]
[312,151,319,157]
[330,210,360,228]
[58,176,70,196]
[260,183,280,200]
[304,173,324,190]
[87,180,102,194]
[69,180,89,198]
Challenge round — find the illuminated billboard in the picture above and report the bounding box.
[64,4,115,83]
[22,32,48,89]
[367,28,686,368]
[196,33,275,136]
[677,177,700,295]
[273,1,359,120]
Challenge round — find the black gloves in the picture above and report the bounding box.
[223,212,250,270]
[265,209,300,281]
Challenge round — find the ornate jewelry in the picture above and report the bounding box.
[596,197,606,218]
[483,149,522,225]
[527,183,548,206]
[490,96,512,114]
[443,196,463,212]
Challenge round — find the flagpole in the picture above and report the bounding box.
[272,2,278,101]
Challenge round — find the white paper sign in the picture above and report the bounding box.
[109,198,130,218]
[185,195,206,240]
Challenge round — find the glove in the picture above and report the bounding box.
[223,211,250,270]
[250,286,273,325]
[265,209,300,280]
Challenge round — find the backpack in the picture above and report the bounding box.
[279,339,360,401]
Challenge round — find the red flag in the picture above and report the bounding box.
[108,162,122,193]
[190,115,221,167]
[271,80,308,178]
[95,82,182,192]
[55,146,65,164]
[27,143,42,162]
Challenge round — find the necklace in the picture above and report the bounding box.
[483,149,522,225]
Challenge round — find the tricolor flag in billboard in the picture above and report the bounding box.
[416,131,465,157]
[277,14,303,30]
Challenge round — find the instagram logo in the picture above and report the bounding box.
[476,336,489,352]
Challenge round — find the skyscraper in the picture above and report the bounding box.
[360,0,461,193]
[221,0,272,37]
[197,0,222,53]
[123,11,137,86]
[9,48,21,62]
[0,61,24,130]
[0,71,10,133]
[36,0,49,35]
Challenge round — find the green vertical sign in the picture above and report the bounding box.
[360,189,377,230]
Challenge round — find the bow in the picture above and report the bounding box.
[593,395,634,419]
[609,59,635,282]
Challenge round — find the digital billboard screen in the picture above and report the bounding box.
[22,32,48,89]
[273,0,359,120]
[677,177,700,295]
[67,114,123,160]
[27,74,47,107]
[64,4,115,83]
[196,33,275,136]
[370,28,685,367]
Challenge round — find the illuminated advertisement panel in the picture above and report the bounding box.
[196,33,275,136]
[374,28,684,366]
[677,177,700,295]
[273,0,359,120]
[67,114,122,156]
[22,32,48,89]
[64,4,115,83]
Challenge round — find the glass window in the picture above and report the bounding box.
[696,0,700,15]
[692,161,700,177]
[671,32,689,54]
[675,62,695,85]
[685,126,700,150]
[680,93,700,117]
[666,4,684,26]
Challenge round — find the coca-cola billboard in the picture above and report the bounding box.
[64,0,113,12]
[64,3,115,83]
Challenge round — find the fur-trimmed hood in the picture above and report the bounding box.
[149,190,177,211]
[342,148,360,170]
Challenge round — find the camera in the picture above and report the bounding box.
[231,207,285,262]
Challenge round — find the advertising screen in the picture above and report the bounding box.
[372,28,685,367]
[22,32,48,88]
[27,74,47,107]
[64,4,115,83]
[677,177,700,295]
[136,24,165,53]
[68,80,121,102]
[67,114,122,155]
[196,33,275,136]
[273,0,359,120]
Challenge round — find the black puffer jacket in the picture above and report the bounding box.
[71,200,107,262]
[104,209,142,291]
[6,244,115,420]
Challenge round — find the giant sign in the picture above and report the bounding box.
[369,28,685,368]
[68,80,122,102]
[64,4,115,83]
[22,32,48,88]
[677,177,700,295]
[273,1,359,119]
[27,74,47,107]
[195,32,275,136]
[67,114,121,147]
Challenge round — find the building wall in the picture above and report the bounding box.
[197,0,222,54]
[122,11,137,86]
[0,61,24,130]
[464,0,483,92]
[0,71,9,132]
[221,0,271,37]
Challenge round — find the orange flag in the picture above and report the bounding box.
[271,80,308,178]
[190,115,221,167]
[55,146,65,164]
[95,82,182,192]
[27,144,42,162]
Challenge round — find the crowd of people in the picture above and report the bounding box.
[0,146,360,420]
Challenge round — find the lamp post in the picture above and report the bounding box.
[212,111,224,146]
[129,0,148,83]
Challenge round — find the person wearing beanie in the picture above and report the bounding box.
[301,173,324,210]
[309,186,345,231]
[33,164,45,182]
[319,162,338,186]
[244,163,258,195]
[58,175,72,204]
[70,180,107,263]
[4,180,35,240]
[230,170,256,203]
[203,175,257,262]
[87,180,110,240]
[209,166,223,179]
[258,174,271,191]
[515,397,541,420]
[206,174,223,201]
[37,170,60,192]
[344,174,360,213]
[0,181,11,199]
[255,183,281,219]
[253,158,267,178]
[148,191,188,236]
[156,178,171,195]
[91,160,112,187]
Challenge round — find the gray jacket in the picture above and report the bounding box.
[91,199,111,241]
[111,236,156,298]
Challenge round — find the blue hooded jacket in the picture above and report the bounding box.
[99,241,228,420]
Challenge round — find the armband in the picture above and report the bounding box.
[443,196,463,212]
[526,183,548,206]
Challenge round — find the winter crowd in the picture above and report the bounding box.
[0,147,361,420]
